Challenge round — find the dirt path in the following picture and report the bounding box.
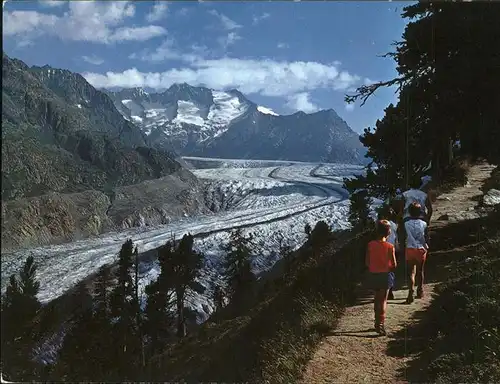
[300,163,496,384]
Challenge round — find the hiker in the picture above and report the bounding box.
[377,207,399,300]
[365,220,397,335]
[404,202,429,304]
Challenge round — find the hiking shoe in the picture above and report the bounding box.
[388,290,395,300]
[406,294,414,304]
[376,324,387,336]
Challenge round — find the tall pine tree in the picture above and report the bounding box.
[144,241,175,355]
[346,1,500,192]
[109,239,140,380]
[222,229,256,309]
[1,256,42,381]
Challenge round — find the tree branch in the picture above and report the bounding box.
[345,77,406,107]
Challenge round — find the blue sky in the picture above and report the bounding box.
[3,0,410,133]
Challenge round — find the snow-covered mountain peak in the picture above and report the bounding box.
[104,83,367,164]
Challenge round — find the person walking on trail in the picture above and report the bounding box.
[404,202,430,304]
[365,220,397,336]
[377,207,399,300]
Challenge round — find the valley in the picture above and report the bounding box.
[1,158,365,322]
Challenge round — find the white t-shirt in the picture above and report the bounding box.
[403,189,428,219]
[405,219,428,249]
[387,220,399,251]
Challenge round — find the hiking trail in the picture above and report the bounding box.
[300,162,496,384]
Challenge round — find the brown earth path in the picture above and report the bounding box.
[300,162,496,384]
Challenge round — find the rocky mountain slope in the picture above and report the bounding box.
[105,85,367,164]
[1,54,206,250]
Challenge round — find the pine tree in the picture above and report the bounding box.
[304,223,312,243]
[279,242,294,277]
[144,241,175,355]
[345,1,500,190]
[213,284,226,312]
[56,282,94,381]
[109,239,140,379]
[157,234,203,338]
[222,229,256,308]
[94,265,112,324]
[92,265,114,378]
[310,221,332,249]
[348,189,372,232]
[1,256,41,381]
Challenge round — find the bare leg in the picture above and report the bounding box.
[406,260,417,303]
[375,289,389,335]
[380,289,389,324]
[416,259,426,297]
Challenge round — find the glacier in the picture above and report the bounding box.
[1,159,372,322]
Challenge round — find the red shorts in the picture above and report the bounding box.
[406,248,427,263]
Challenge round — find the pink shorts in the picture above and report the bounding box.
[406,248,427,263]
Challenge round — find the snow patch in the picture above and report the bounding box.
[173,100,205,126]
[257,105,279,116]
[76,104,82,109]
[207,91,249,127]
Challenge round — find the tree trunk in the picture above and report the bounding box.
[176,290,186,338]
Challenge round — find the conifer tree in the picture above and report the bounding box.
[304,223,312,243]
[109,239,140,379]
[345,1,500,191]
[310,220,332,249]
[92,265,114,377]
[348,189,372,232]
[144,241,175,354]
[222,229,256,308]
[279,242,294,277]
[56,282,94,381]
[1,256,41,381]
[213,284,226,312]
[158,234,203,337]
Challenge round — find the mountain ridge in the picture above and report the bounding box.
[1,54,207,250]
[104,85,367,164]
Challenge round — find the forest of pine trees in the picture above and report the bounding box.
[344,2,500,202]
[0,234,204,381]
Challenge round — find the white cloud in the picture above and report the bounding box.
[345,103,355,112]
[3,11,58,36]
[39,0,66,8]
[208,9,241,30]
[3,1,166,44]
[82,55,104,65]
[110,25,166,42]
[130,38,204,63]
[277,42,289,49]
[286,93,319,113]
[218,31,241,48]
[145,2,168,22]
[252,12,270,25]
[83,57,362,99]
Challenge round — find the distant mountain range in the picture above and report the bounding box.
[1,54,206,250]
[105,85,367,164]
[1,53,367,250]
